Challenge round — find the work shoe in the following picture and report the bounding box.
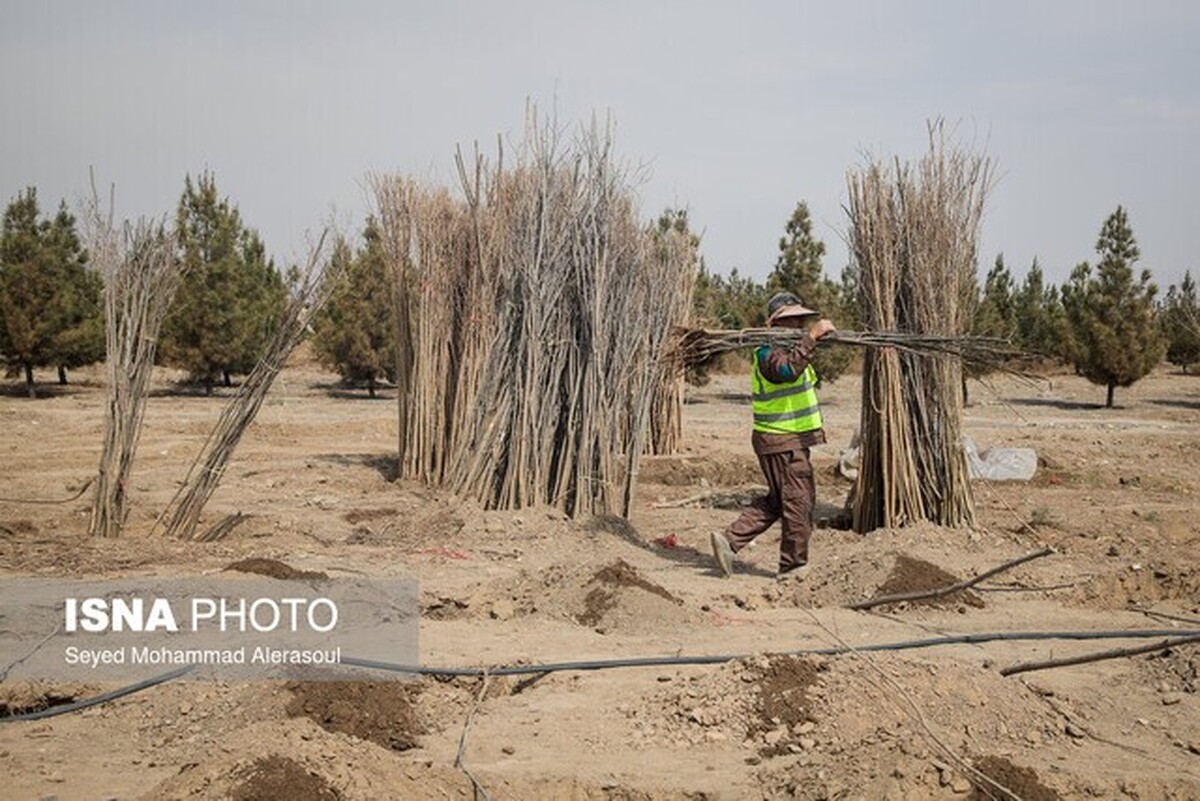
[710,531,735,577]
[775,563,808,581]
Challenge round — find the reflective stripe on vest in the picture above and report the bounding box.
[752,359,822,434]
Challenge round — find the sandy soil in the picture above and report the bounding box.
[1,351,1198,800]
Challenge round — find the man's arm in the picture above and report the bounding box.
[757,336,817,383]
[757,319,836,383]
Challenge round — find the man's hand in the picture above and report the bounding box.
[809,319,836,341]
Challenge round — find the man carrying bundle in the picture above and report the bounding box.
[711,292,836,579]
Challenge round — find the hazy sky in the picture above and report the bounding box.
[3,1,1198,289]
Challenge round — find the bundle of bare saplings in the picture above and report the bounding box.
[372,111,698,518]
[845,124,994,533]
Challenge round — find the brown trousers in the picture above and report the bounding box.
[724,447,815,572]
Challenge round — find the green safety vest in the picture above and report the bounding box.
[751,355,823,434]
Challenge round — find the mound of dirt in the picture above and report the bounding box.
[816,655,1064,746]
[0,682,81,718]
[341,504,462,546]
[749,654,1077,799]
[751,655,825,755]
[583,514,647,548]
[636,662,762,747]
[1071,563,1200,609]
[410,508,467,541]
[336,491,493,547]
[571,559,698,634]
[968,755,1060,801]
[420,593,471,620]
[578,559,682,627]
[230,755,343,801]
[285,680,424,752]
[422,558,700,634]
[141,718,473,801]
[417,566,571,622]
[868,554,985,610]
[627,655,831,758]
[728,544,895,610]
[225,558,328,581]
[1139,644,1200,694]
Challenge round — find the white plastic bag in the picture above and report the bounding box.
[839,432,1037,482]
[962,436,1038,481]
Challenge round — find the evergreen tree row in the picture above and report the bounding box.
[0,188,101,396]
[1161,271,1199,373]
[0,175,287,397]
[3,185,1197,405]
[310,219,396,397]
[315,202,1199,404]
[694,203,1196,407]
[973,206,1195,406]
[160,173,286,394]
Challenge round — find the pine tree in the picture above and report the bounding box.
[159,173,285,393]
[691,262,720,324]
[223,228,285,382]
[837,264,862,330]
[963,254,1017,398]
[1162,271,1200,373]
[958,262,982,404]
[1013,258,1069,358]
[0,189,46,395]
[692,265,768,330]
[47,202,104,382]
[1059,262,1090,368]
[767,203,825,294]
[0,189,100,397]
[312,219,397,397]
[972,254,1018,341]
[1062,206,1166,407]
[766,202,850,382]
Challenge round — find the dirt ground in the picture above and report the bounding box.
[1,349,1198,800]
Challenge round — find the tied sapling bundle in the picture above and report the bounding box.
[846,122,995,532]
[373,108,698,518]
[665,327,1019,373]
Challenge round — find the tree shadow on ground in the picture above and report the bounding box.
[1004,397,1105,411]
[1148,398,1200,411]
[309,381,396,401]
[148,381,243,398]
[0,383,89,399]
[315,452,399,482]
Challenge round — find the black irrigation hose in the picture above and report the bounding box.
[343,627,1200,678]
[342,654,735,677]
[0,665,193,722]
[4,628,1197,723]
